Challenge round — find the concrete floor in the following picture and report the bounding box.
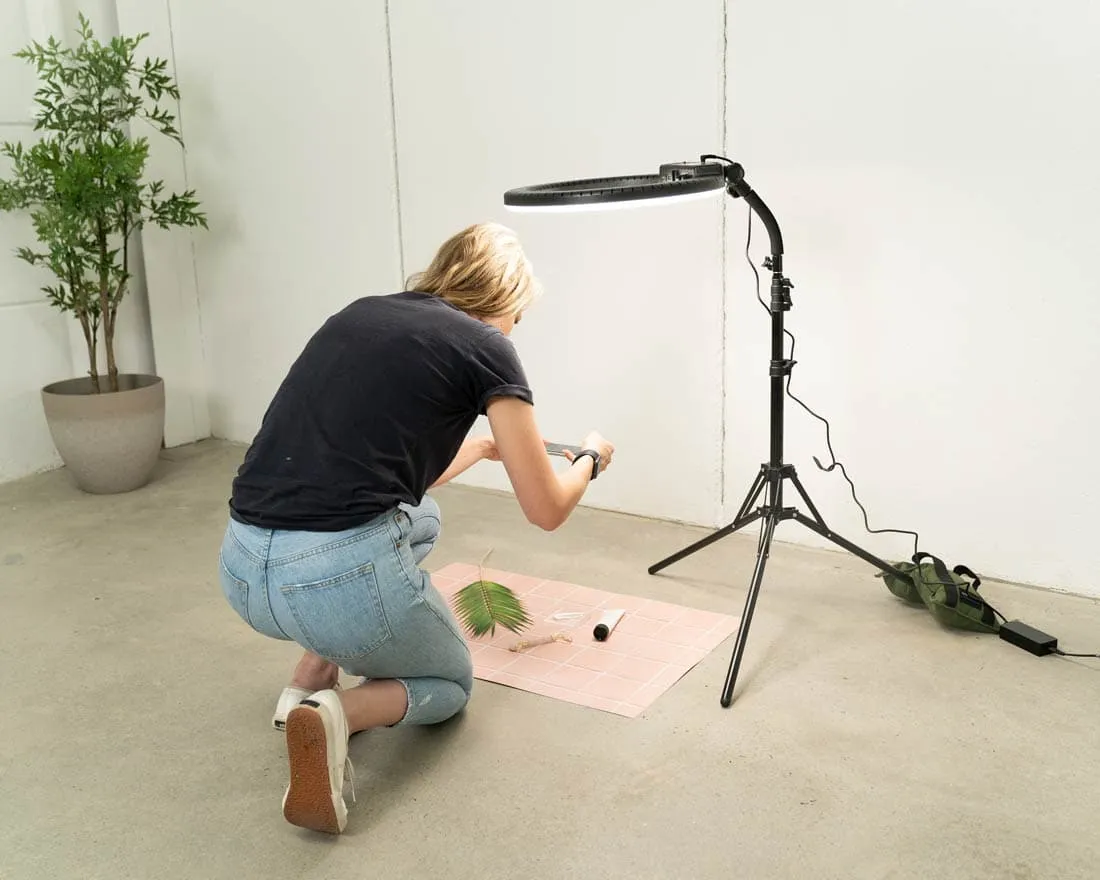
[1,439,1098,880]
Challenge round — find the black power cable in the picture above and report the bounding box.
[717,159,1096,658]
[743,206,921,559]
[703,152,922,557]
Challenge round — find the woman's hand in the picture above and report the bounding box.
[430,436,499,488]
[485,396,616,531]
[561,431,614,475]
[476,435,565,464]
[476,435,501,461]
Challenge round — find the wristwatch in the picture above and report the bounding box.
[574,449,602,480]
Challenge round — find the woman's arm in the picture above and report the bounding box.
[486,396,613,531]
[430,436,496,488]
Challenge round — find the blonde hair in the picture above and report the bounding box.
[406,222,542,318]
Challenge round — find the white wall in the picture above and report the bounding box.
[0,0,68,481]
[161,0,403,443]
[0,0,155,483]
[390,0,726,526]
[160,0,1100,596]
[169,0,726,527]
[724,0,1100,595]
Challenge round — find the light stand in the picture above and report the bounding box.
[504,158,914,707]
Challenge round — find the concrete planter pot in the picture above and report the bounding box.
[41,373,165,494]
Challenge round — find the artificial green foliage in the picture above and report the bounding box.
[452,579,533,639]
[0,14,207,393]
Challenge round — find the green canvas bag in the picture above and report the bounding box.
[877,552,1001,634]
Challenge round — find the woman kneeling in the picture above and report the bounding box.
[218,222,614,834]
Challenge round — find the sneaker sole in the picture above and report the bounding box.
[283,705,344,834]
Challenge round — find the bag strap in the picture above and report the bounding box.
[913,552,959,608]
[914,554,1000,627]
[953,564,981,590]
[956,564,999,626]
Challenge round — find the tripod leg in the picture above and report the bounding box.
[721,513,777,707]
[787,474,908,579]
[648,509,762,575]
[732,466,768,524]
[791,512,904,579]
[648,467,769,576]
[787,470,828,528]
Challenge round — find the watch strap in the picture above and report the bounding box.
[574,449,601,480]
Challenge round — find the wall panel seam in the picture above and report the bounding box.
[384,0,406,285]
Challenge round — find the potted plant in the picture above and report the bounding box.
[0,14,207,494]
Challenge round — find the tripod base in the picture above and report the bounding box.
[649,462,906,707]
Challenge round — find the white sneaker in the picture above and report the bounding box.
[281,689,354,834]
[272,687,312,731]
[272,683,342,730]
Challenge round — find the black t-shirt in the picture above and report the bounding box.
[229,291,533,531]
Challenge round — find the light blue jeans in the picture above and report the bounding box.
[217,496,472,726]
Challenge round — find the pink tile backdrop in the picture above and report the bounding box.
[430,563,739,718]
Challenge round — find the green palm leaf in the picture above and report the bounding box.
[452,579,532,638]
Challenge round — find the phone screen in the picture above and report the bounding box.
[545,442,581,457]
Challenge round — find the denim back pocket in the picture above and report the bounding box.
[219,556,253,628]
[279,562,392,660]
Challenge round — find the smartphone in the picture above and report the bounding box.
[545,442,582,458]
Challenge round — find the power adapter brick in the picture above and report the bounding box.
[999,620,1059,657]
